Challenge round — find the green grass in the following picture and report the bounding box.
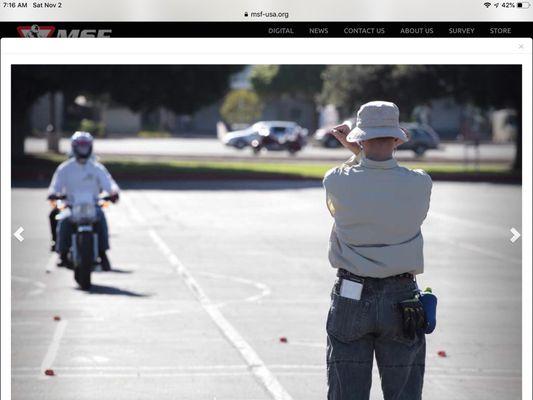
[25,153,515,180]
[137,130,171,138]
[111,160,511,178]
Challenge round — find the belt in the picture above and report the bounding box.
[337,268,414,281]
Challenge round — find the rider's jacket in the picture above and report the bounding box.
[48,158,120,204]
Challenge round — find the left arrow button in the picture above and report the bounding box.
[13,227,25,242]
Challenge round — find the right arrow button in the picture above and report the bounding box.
[510,228,521,243]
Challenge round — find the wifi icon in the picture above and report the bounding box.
[484,2,492,7]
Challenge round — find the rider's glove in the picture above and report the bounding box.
[109,193,119,203]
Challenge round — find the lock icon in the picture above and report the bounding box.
[244,12,249,17]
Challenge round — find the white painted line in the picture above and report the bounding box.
[16,372,252,379]
[430,210,511,237]
[11,371,522,381]
[14,363,521,378]
[39,320,68,378]
[121,192,147,224]
[28,281,46,297]
[271,372,521,381]
[12,275,46,296]
[12,275,31,283]
[148,229,293,400]
[15,364,248,372]
[269,364,521,377]
[429,210,521,265]
[438,237,521,265]
[199,271,271,306]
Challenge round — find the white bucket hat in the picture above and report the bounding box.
[347,101,408,143]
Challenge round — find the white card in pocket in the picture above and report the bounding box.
[340,279,363,300]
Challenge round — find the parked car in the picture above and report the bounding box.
[314,122,440,156]
[314,125,342,148]
[221,125,258,149]
[221,121,308,153]
[398,123,440,156]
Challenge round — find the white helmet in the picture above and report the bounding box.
[71,131,93,160]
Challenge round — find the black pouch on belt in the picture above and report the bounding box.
[398,297,426,340]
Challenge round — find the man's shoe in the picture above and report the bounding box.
[99,251,112,271]
[57,252,72,268]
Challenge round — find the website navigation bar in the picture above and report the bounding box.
[1,22,531,38]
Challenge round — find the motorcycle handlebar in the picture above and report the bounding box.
[48,193,118,203]
[48,194,67,201]
[100,193,119,203]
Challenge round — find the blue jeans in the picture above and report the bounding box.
[327,274,425,400]
[56,207,110,253]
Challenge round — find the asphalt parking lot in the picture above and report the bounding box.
[11,181,522,400]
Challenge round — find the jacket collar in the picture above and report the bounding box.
[360,157,398,169]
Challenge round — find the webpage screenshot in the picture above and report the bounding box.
[1,2,531,400]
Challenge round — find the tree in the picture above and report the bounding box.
[427,65,522,170]
[319,65,440,118]
[320,65,522,170]
[11,65,244,158]
[250,65,325,99]
[250,65,326,130]
[220,89,263,125]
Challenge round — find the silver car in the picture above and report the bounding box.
[221,121,308,150]
[314,122,440,156]
[398,123,440,156]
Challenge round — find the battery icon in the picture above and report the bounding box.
[517,2,531,8]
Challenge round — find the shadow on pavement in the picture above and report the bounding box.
[12,155,326,190]
[12,155,521,188]
[93,268,134,274]
[81,284,151,297]
[13,179,324,191]
[119,180,324,191]
[11,155,322,190]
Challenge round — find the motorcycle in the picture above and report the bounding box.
[50,193,113,290]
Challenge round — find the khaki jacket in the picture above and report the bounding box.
[323,154,432,278]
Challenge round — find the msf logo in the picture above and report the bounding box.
[17,25,112,38]
[56,29,112,38]
[17,24,55,38]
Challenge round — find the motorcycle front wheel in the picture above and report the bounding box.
[74,232,94,290]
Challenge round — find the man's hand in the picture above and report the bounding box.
[329,124,361,156]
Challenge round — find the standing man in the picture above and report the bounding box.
[323,101,432,400]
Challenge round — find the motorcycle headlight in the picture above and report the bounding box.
[72,203,97,222]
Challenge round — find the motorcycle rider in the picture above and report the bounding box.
[47,131,119,271]
[25,24,40,38]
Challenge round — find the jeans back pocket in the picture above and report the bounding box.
[326,292,371,343]
[390,302,423,347]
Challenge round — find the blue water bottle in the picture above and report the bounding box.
[419,287,437,334]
